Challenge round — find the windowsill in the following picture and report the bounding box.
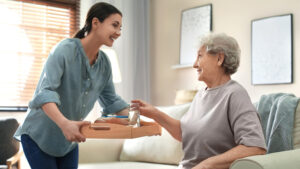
[171,64,193,69]
[0,112,27,123]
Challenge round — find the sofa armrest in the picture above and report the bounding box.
[230,149,300,169]
[79,139,124,163]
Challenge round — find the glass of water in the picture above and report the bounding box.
[129,103,140,127]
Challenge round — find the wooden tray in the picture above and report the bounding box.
[80,121,162,139]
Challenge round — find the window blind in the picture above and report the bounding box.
[0,0,78,110]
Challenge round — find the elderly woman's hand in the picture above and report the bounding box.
[131,99,159,119]
[192,158,214,169]
[192,164,210,169]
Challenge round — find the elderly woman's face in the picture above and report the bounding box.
[193,46,219,82]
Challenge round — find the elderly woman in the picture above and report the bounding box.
[132,33,267,169]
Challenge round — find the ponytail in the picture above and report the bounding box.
[73,27,86,39]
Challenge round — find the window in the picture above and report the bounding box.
[0,0,79,111]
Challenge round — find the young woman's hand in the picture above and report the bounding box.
[60,120,90,143]
[42,103,90,142]
[131,100,159,119]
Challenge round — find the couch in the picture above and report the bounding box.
[78,100,300,169]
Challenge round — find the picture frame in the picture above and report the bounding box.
[179,4,212,66]
[251,14,293,85]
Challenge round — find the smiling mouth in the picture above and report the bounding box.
[110,37,117,41]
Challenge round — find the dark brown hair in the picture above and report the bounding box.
[74,2,122,39]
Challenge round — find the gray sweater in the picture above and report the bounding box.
[180,80,266,169]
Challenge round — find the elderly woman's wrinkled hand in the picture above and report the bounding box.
[192,158,214,169]
[192,164,211,169]
[131,99,159,119]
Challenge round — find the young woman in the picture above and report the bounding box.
[14,2,129,169]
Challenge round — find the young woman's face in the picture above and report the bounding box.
[93,13,122,47]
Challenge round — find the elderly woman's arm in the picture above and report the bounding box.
[131,100,182,141]
[192,145,266,169]
[152,109,182,141]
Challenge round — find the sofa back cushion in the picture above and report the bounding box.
[293,102,300,149]
[119,103,191,165]
[79,139,124,163]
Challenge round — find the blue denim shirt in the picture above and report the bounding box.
[14,38,128,156]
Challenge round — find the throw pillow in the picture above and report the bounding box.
[119,103,190,165]
[293,102,300,149]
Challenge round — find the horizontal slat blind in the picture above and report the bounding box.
[0,0,77,108]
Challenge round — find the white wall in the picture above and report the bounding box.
[150,0,300,106]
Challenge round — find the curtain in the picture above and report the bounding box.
[113,0,150,103]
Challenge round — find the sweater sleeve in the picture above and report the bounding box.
[228,89,267,150]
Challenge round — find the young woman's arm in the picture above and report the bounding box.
[131,100,182,141]
[42,102,90,142]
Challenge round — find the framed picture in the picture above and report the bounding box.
[251,14,293,85]
[179,4,212,66]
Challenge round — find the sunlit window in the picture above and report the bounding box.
[0,0,78,111]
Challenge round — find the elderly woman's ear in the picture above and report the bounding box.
[217,52,225,66]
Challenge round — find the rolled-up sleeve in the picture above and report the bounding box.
[29,46,64,109]
[229,90,267,150]
[98,71,128,115]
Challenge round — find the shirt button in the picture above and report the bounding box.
[85,91,88,95]
[88,78,90,81]
[83,104,86,107]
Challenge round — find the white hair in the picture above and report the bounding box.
[200,33,241,74]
